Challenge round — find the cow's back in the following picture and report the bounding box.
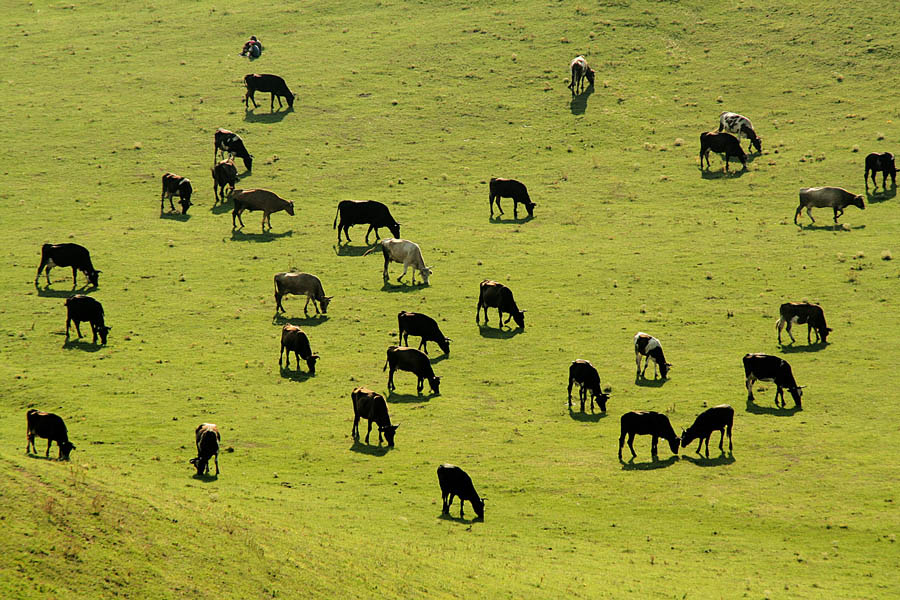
[275,272,321,295]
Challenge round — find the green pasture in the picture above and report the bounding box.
[2,0,898,598]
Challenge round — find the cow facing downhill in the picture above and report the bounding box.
[160,173,193,214]
[211,159,238,204]
[743,353,803,409]
[383,346,441,395]
[567,359,610,412]
[795,187,865,225]
[351,387,398,447]
[618,411,680,461]
[634,332,670,380]
[214,128,253,172]
[864,152,897,190]
[244,74,295,111]
[229,189,294,231]
[333,200,401,244]
[26,410,75,460]
[35,243,100,288]
[65,295,110,345]
[279,324,319,374]
[776,302,831,345]
[489,178,536,219]
[190,423,220,476]
[681,404,734,458]
[476,280,525,329]
[718,112,762,153]
[568,55,595,95]
[273,272,332,315]
[699,131,747,171]
[363,238,432,285]
[437,464,484,520]
[397,311,451,355]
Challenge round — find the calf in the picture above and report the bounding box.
[65,294,110,345]
[351,387,398,447]
[190,423,220,476]
[363,238,432,285]
[634,332,670,380]
[437,464,484,520]
[568,55,595,95]
[397,311,450,355]
[717,112,762,153]
[699,131,747,171]
[618,411,680,460]
[273,272,332,314]
[26,409,75,460]
[35,243,100,288]
[229,188,294,231]
[160,172,193,214]
[567,359,609,412]
[476,280,525,329]
[865,152,897,190]
[333,200,401,244]
[383,346,441,395]
[776,302,831,345]
[489,178,535,219]
[795,187,865,225]
[743,353,803,409]
[681,404,734,458]
[211,159,238,204]
[244,73,295,111]
[279,324,319,374]
[214,128,253,172]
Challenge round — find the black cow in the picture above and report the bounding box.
[214,128,253,172]
[351,387,398,447]
[211,159,238,204]
[35,243,100,288]
[244,74,295,111]
[64,295,110,345]
[333,200,401,244]
[776,302,831,345]
[567,359,609,412]
[699,131,747,171]
[618,411,680,460]
[190,423,220,476]
[397,311,450,355]
[383,346,441,395]
[476,280,525,329]
[489,178,536,219]
[160,172,193,214]
[437,464,484,520]
[279,324,319,374]
[865,152,897,190]
[743,353,803,409]
[681,404,734,458]
[26,409,75,460]
[634,332,670,380]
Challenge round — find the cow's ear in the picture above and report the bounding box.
[325,296,334,300]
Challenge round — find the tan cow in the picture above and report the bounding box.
[795,187,864,225]
[229,188,294,231]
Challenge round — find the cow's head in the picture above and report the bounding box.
[189,456,209,475]
[179,198,193,214]
[524,202,536,218]
[585,68,595,87]
[819,327,832,344]
[471,496,485,520]
[96,325,111,345]
[319,296,333,314]
[668,435,681,455]
[789,386,803,409]
[86,269,100,287]
[680,428,695,449]
[853,195,865,210]
[659,362,671,379]
[593,390,610,412]
[285,201,295,216]
[437,337,451,355]
[512,310,526,329]
[388,223,401,239]
[380,424,399,447]
[243,155,253,173]
[305,354,320,374]
[287,94,295,109]
[428,376,441,395]
[419,267,432,286]
[59,441,76,461]
[751,137,762,153]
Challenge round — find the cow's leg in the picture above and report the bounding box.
[635,352,642,378]
[90,323,98,344]
[262,212,268,231]
[580,387,587,412]
[834,207,844,223]
[45,438,52,457]
[365,224,375,244]
[74,320,84,339]
[567,378,574,406]
[418,339,428,353]
[213,453,219,475]
[271,93,275,112]
[627,433,637,458]
[806,206,815,223]
[704,436,711,458]
[441,493,450,514]
[397,262,408,282]
[387,367,395,391]
[775,387,784,408]
[294,351,301,370]
[303,295,312,315]
[718,429,725,452]
[417,377,423,394]
[352,415,360,439]
[365,420,372,444]
[651,436,659,457]
[279,344,285,367]
[746,377,755,401]
[695,439,703,455]
[513,200,519,219]
[866,169,872,189]
[807,324,813,344]
[785,320,795,343]
[618,432,626,460]
[382,255,390,281]
[726,425,733,451]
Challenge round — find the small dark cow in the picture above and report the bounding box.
[35,243,100,288]
[65,294,110,345]
[699,131,747,171]
[476,280,525,329]
[437,464,484,520]
[718,112,762,153]
[351,387,398,447]
[776,302,831,345]
[865,152,897,190]
[743,353,803,409]
[795,187,865,225]
[681,404,734,458]
[190,423,220,476]
[26,409,75,460]
[634,332,670,380]
[244,74,295,111]
[160,172,193,214]
[489,178,536,219]
[618,411,680,460]
[383,346,441,395]
[273,272,332,314]
[568,55,595,95]
[230,189,294,231]
[567,359,609,412]
[397,311,450,355]
[214,128,253,172]
[279,324,319,374]
[211,159,238,204]
[333,200,401,244]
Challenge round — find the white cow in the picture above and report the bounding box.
[717,112,762,153]
[364,238,432,285]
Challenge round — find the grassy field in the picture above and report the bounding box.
[2,0,899,598]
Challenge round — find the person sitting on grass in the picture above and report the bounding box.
[240,36,263,59]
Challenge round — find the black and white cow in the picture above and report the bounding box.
[35,243,100,288]
[634,332,670,380]
[333,200,401,244]
[397,311,450,355]
[64,294,110,345]
[864,152,897,190]
[567,359,609,412]
[214,128,253,172]
[776,302,831,345]
[718,112,762,153]
[437,464,484,520]
[568,55,595,95]
[681,404,734,458]
[743,353,803,409]
[160,172,193,214]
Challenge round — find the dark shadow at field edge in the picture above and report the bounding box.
[477,324,524,339]
[386,390,432,403]
[349,440,391,456]
[700,167,746,179]
[211,200,232,214]
[568,407,608,422]
[26,454,67,462]
[745,397,802,416]
[866,185,896,203]
[488,214,534,225]
[438,513,484,525]
[231,229,293,242]
[62,339,103,352]
[35,284,95,298]
[160,211,191,221]
[381,281,428,293]
[244,107,293,123]
[620,455,679,470]
[634,376,668,388]
[798,222,864,231]
[681,452,735,467]
[334,243,375,257]
[279,366,315,382]
[569,84,593,115]
[779,341,828,353]
[273,314,329,327]
[192,473,219,482]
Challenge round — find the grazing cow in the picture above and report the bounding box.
[717,112,762,153]
[229,188,294,231]
[865,152,897,190]
[476,280,525,329]
[279,324,319,374]
[397,311,450,355]
[26,409,75,460]
[190,423,220,476]
[489,178,535,219]
[699,131,747,171]
[776,302,831,345]
[35,243,100,288]
[795,187,865,225]
[211,159,238,204]
[244,74,295,111]
[64,294,110,345]
[214,128,253,172]
[351,387,398,447]
[160,172,193,214]
[437,464,484,520]
[634,332,670,380]
[363,238,432,285]
[333,200,401,244]
[743,353,803,409]
[568,359,610,412]
[568,55,595,95]
[273,272,332,314]
[681,404,734,458]
[383,346,441,395]
[618,411,680,460]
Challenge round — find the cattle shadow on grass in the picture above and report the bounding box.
[35,284,92,298]
[438,513,484,525]
[191,472,219,482]
[211,200,233,215]
[477,325,524,339]
[333,243,373,257]
[681,452,735,467]
[230,229,293,242]
[272,314,329,327]
[700,167,746,180]
[62,338,103,352]
[568,406,607,422]
[160,212,191,222]
[380,281,427,293]
[244,107,293,124]
[386,390,431,403]
[798,222,865,232]
[745,397,802,416]
[488,215,534,225]
[349,440,391,456]
[569,85,594,115]
[634,376,668,388]
[866,185,896,203]
[620,455,679,470]
[279,366,315,382]
[779,341,828,353]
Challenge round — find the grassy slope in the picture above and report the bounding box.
[2,0,899,598]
